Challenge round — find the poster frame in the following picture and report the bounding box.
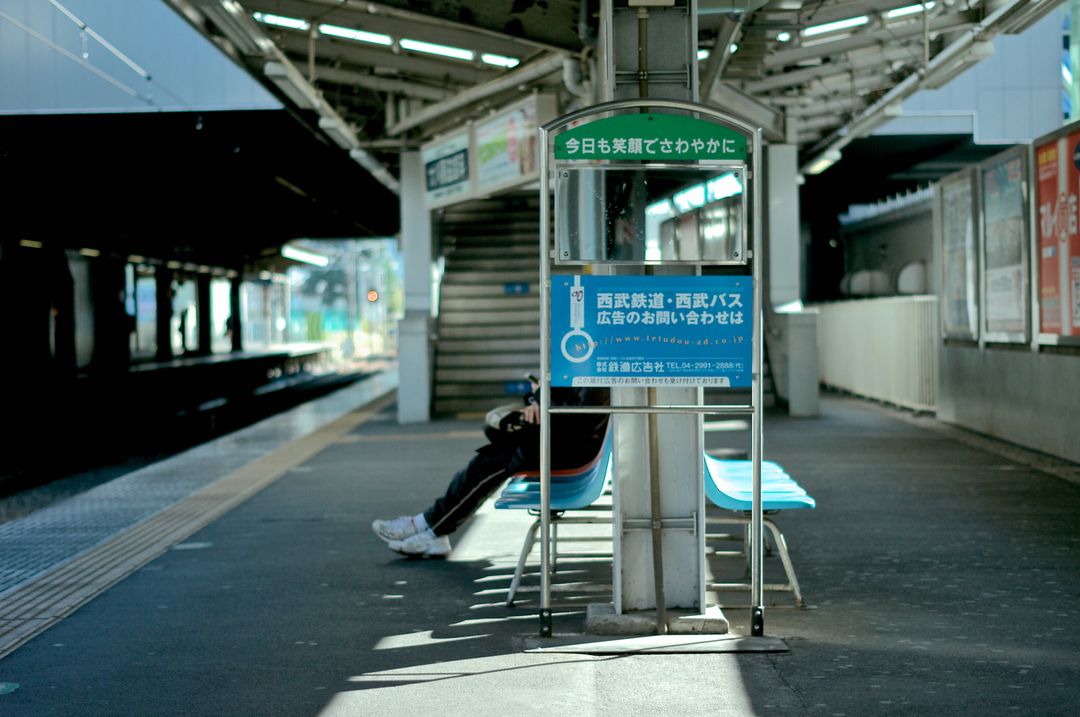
[938,166,980,341]
[1031,119,1080,346]
[978,144,1031,345]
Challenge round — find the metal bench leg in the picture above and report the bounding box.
[507,519,541,607]
[764,517,804,607]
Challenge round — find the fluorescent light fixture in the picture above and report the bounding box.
[481,53,520,68]
[79,248,101,257]
[166,260,183,270]
[19,240,43,249]
[264,61,320,110]
[128,255,145,264]
[697,48,710,60]
[319,116,357,149]
[252,12,309,31]
[282,244,330,267]
[673,184,707,213]
[776,31,791,42]
[646,199,674,217]
[884,2,934,20]
[706,173,743,202]
[805,149,842,175]
[319,23,391,46]
[730,43,738,54]
[802,15,869,37]
[399,38,473,61]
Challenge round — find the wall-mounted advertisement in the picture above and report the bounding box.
[422,131,471,209]
[980,149,1030,342]
[1034,125,1080,343]
[940,169,979,340]
[549,274,753,387]
[474,94,555,195]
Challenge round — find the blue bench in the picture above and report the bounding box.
[494,429,815,607]
[703,456,815,607]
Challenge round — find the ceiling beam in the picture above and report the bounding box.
[276,33,496,85]
[744,44,920,93]
[299,63,455,102]
[242,0,542,58]
[765,11,976,67]
[387,53,567,136]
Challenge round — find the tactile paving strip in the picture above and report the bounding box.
[0,376,395,659]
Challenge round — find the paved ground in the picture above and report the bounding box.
[0,390,1078,716]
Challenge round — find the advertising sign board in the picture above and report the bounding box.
[940,170,979,340]
[1034,126,1080,341]
[475,94,555,195]
[980,149,1029,341]
[421,131,471,209]
[550,274,752,387]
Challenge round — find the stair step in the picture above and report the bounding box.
[435,382,532,398]
[440,296,539,312]
[443,271,537,284]
[439,310,538,325]
[435,397,519,415]
[438,367,537,382]
[438,338,540,353]
[439,324,538,339]
[447,259,541,272]
[450,245,538,258]
[437,352,539,368]
[441,283,536,298]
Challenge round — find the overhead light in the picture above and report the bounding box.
[19,240,43,249]
[399,38,474,61]
[776,31,791,42]
[264,61,320,110]
[884,2,935,20]
[730,43,739,54]
[922,41,993,89]
[79,248,101,257]
[805,149,841,175]
[252,11,309,32]
[646,199,674,217]
[193,0,265,55]
[128,254,146,264]
[319,116,356,149]
[480,53,520,68]
[706,173,743,202]
[802,15,869,37]
[282,244,330,267]
[319,23,391,46]
[673,184,707,213]
[697,49,710,60]
[349,149,402,194]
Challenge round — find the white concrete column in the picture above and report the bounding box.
[767,145,801,306]
[397,151,434,424]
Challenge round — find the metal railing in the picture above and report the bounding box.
[815,296,938,412]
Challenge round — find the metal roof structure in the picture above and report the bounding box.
[167,0,1063,186]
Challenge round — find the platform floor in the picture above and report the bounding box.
[1,376,1078,716]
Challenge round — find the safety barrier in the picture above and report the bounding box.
[815,296,938,412]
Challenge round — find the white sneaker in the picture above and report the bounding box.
[388,531,452,558]
[372,515,419,543]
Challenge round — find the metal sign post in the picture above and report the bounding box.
[537,98,765,637]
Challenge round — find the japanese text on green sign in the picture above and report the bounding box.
[554,113,747,162]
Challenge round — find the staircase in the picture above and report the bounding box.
[433,194,542,415]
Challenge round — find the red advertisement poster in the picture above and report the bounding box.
[1035,130,1080,337]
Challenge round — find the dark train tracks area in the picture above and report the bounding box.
[0,360,369,522]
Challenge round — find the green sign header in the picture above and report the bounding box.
[554,114,747,162]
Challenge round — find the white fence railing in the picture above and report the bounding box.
[815,296,938,412]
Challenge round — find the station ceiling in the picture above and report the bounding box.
[171,0,1058,166]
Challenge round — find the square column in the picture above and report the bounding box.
[397,151,434,423]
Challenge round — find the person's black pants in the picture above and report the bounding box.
[423,442,530,537]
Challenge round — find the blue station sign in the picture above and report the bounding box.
[550,275,753,387]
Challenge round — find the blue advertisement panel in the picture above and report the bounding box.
[550,275,753,387]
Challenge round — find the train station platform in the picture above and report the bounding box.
[1,372,1079,715]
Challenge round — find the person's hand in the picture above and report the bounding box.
[520,402,540,424]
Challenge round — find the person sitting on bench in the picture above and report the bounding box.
[372,386,609,558]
